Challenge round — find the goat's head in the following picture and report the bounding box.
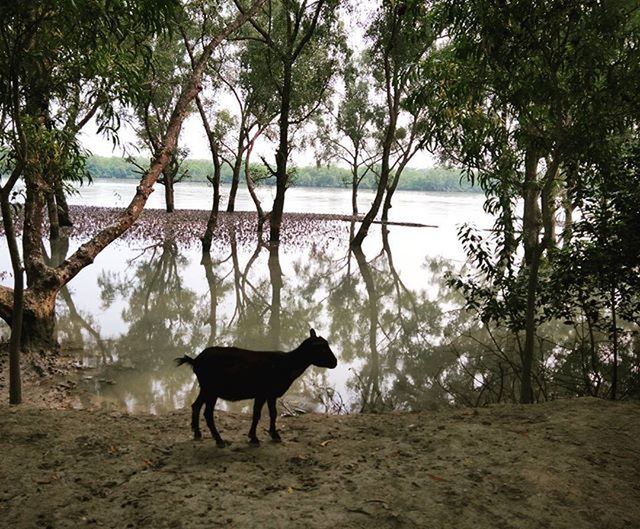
[301,329,338,368]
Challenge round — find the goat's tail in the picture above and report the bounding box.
[175,355,195,368]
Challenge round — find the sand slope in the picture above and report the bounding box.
[1,398,639,529]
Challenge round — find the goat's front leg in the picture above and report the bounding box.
[267,398,281,442]
[204,398,227,448]
[248,397,266,445]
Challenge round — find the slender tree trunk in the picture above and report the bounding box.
[227,134,245,212]
[562,192,573,247]
[1,189,24,404]
[351,165,359,217]
[520,148,542,404]
[610,287,618,400]
[270,63,292,243]
[245,137,268,233]
[227,162,241,212]
[541,165,558,251]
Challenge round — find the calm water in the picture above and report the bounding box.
[2,180,491,414]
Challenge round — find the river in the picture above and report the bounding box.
[3,179,493,414]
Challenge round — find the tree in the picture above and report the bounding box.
[316,53,381,216]
[421,0,640,402]
[351,0,436,247]
[132,30,192,213]
[233,0,342,243]
[0,0,266,380]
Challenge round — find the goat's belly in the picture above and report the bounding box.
[203,381,290,402]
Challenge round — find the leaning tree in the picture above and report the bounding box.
[0,0,266,403]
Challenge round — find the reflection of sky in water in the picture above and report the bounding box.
[1,180,494,415]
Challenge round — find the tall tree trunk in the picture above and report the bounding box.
[227,149,244,213]
[270,63,292,243]
[520,148,542,404]
[351,128,393,246]
[610,287,618,400]
[561,191,573,247]
[1,182,24,404]
[245,136,268,233]
[351,165,359,217]
[541,165,559,251]
[195,93,222,252]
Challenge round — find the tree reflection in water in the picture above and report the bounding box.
[57,224,560,414]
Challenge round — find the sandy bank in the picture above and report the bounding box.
[1,398,639,529]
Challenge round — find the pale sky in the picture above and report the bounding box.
[79,114,435,168]
[78,0,436,169]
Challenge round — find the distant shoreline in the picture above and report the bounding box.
[85,155,483,194]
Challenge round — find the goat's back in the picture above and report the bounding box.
[192,346,292,401]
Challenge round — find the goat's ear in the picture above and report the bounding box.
[310,328,317,338]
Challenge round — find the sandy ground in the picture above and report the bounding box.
[1,394,639,529]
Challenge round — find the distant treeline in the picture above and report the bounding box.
[85,155,481,193]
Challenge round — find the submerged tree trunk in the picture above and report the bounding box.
[164,171,175,213]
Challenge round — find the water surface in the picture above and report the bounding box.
[3,180,493,414]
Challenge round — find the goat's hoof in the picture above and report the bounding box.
[248,438,260,446]
[270,435,282,443]
[193,431,202,440]
[215,439,228,448]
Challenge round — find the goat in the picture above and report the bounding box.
[175,329,337,447]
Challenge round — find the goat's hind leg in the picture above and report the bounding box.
[191,391,205,440]
[204,397,227,448]
[267,398,281,442]
[248,397,266,445]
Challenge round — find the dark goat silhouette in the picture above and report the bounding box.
[175,329,337,446]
